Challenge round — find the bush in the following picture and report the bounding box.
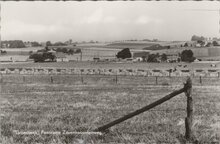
[212,41,219,46]
[184,43,188,47]
[147,53,160,62]
[180,50,195,62]
[29,52,55,62]
[116,48,131,59]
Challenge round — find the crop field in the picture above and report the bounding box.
[2,61,220,70]
[0,75,220,144]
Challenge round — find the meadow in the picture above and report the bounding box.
[1,61,220,70]
[0,75,220,144]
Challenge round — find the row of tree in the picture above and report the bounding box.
[116,48,195,63]
[1,40,26,48]
[29,52,55,62]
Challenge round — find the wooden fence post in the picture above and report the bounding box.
[199,76,202,84]
[115,73,118,84]
[50,76,53,83]
[184,77,193,141]
[0,73,3,83]
[81,71,84,84]
[94,84,186,132]
[23,75,25,83]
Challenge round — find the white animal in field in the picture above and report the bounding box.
[211,64,216,67]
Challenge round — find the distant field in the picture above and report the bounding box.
[1,81,219,143]
[106,42,156,49]
[154,47,220,58]
[1,61,220,70]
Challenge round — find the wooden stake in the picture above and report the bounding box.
[185,77,193,141]
[94,86,186,132]
[50,76,53,83]
[199,76,202,84]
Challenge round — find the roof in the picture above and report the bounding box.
[48,49,56,53]
[55,52,66,58]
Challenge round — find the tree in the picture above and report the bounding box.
[116,48,131,59]
[197,40,205,46]
[75,49,81,54]
[68,49,74,55]
[184,43,188,47]
[42,52,55,61]
[191,35,205,41]
[46,41,52,46]
[161,53,167,62]
[205,42,212,47]
[29,53,45,62]
[0,50,7,54]
[147,54,159,62]
[31,41,41,47]
[212,41,219,46]
[180,50,195,62]
[29,52,55,62]
[4,40,26,48]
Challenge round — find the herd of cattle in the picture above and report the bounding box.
[0,67,220,77]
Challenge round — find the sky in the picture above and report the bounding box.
[1,1,220,42]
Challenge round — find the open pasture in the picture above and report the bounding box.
[1,74,220,86]
[2,61,220,70]
[0,76,220,144]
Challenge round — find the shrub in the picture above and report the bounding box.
[180,50,195,62]
[116,48,131,59]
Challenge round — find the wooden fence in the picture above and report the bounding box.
[93,77,194,142]
[0,73,219,86]
[1,67,220,77]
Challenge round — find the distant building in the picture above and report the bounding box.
[93,57,100,62]
[133,51,149,62]
[167,54,179,62]
[165,51,180,63]
[195,43,202,47]
[24,42,32,47]
[55,52,69,62]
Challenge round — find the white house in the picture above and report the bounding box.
[55,52,69,62]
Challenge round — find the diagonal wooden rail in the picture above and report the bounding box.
[94,77,193,141]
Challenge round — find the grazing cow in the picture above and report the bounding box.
[211,64,216,67]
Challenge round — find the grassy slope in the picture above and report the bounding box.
[1,61,220,70]
[0,80,220,143]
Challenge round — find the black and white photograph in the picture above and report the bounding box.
[0,1,220,144]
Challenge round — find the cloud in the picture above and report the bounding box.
[135,15,162,24]
[136,16,150,24]
[2,20,61,39]
[103,16,116,23]
[80,8,116,24]
[86,8,103,24]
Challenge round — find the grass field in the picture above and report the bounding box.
[1,61,220,70]
[0,76,220,144]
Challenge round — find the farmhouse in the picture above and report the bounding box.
[133,51,149,62]
[167,54,180,62]
[55,52,69,62]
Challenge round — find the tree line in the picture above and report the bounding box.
[116,48,195,63]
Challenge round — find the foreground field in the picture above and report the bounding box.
[0,78,219,143]
[1,61,220,70]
